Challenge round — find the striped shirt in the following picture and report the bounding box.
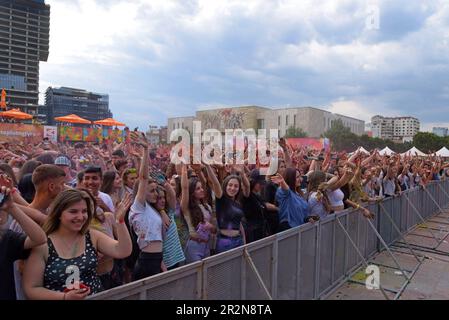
[162,208,186,268]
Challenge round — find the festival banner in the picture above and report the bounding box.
[0,123,43,144]
[58,126,83,142]
[286,138,331,152]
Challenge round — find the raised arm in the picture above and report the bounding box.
[234,164,250,197]
[92,193,133,259]
[204,163,223,199]
[163,179,176,211]
[270,173,289,190]
[180,162,190,215]
[327,167,353,191]
[1,195,46,249]
[279,138,292,168]
[133,133,149,206]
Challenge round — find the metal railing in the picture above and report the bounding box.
[89,179,449,300]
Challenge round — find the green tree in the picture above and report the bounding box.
[324,119,358,151]
[413,132,445,153]
[284,126,308,138]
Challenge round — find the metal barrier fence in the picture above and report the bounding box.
[89,180,449,300]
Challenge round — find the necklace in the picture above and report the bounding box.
[59,234,83,258]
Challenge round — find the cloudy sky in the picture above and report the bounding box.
[39,0,449,131]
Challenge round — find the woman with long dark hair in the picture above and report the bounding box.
[154,186,185,270]
[271,167,310,231]
[128,132,170,280]
[181,163,216,262]
[211,164,249,254]
[101,171,123,208]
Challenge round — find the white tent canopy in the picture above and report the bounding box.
[348,146,370,156]
[359,146,370,155]
[379,146,395,156]
[436,147,449,157]
[401,146,427,157]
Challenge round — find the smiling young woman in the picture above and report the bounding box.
[22,189,132,300]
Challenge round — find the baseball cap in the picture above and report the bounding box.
[54,156,71,167]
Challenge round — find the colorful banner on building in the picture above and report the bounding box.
[286,138,331,152]
[43,125,58,143]
[0,123,44,144]
[58,126,128,143]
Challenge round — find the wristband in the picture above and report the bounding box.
[118,218,125,224]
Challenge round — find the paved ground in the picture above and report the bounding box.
[326,209,449,300]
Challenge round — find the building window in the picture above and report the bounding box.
[278,116,280,126]
[173,123,175,130]
[286,115,289,126]
[177,123,179,129]
[257,119,265,129]
[294,115,296,126]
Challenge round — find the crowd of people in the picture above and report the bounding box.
[1,133,449,300]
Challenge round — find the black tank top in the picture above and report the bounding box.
[43,231,102,294]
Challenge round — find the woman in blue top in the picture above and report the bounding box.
[271,168,312,232]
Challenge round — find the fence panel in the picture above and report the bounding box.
[246,238,275,299]
[391,195,402,242]
[379,197,394,246]
[366,202,379,258]
[298,224,318,299]
[318,216,334,296]
[203,248,245,300]
[346,211,360,272]
[333,213,347,284]
[89,261,202,300]
[276,230,300,299]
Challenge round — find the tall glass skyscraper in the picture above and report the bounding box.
[0,0,50,115]
[45,87,112,125]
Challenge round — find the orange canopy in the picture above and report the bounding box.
[0,108,33,120]
[0,88,6,109]
[93,117,126,126]
[54,114,91,124]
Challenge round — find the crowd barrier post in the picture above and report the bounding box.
[378,201,422,264]
[403,192,442,248]
[243,248,273,300]
[335,217,390,300]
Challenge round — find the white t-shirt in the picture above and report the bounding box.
[129,199,163,250]
[98,191,115,213]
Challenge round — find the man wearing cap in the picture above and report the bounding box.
[54,155,77,188]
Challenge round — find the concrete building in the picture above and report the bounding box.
[146,125,168,145]
[371,115,420,142]
[433,127,448,137]
[44,87,112,125]
[168,116,195,136]
[0,0,50,116]
[167,106,365,141]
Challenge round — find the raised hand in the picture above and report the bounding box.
[130,131,148,149]
[115,193,133,223]
[270,173,284,185]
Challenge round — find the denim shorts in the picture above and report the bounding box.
[216,234,243,254]
[184,239,210,263]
